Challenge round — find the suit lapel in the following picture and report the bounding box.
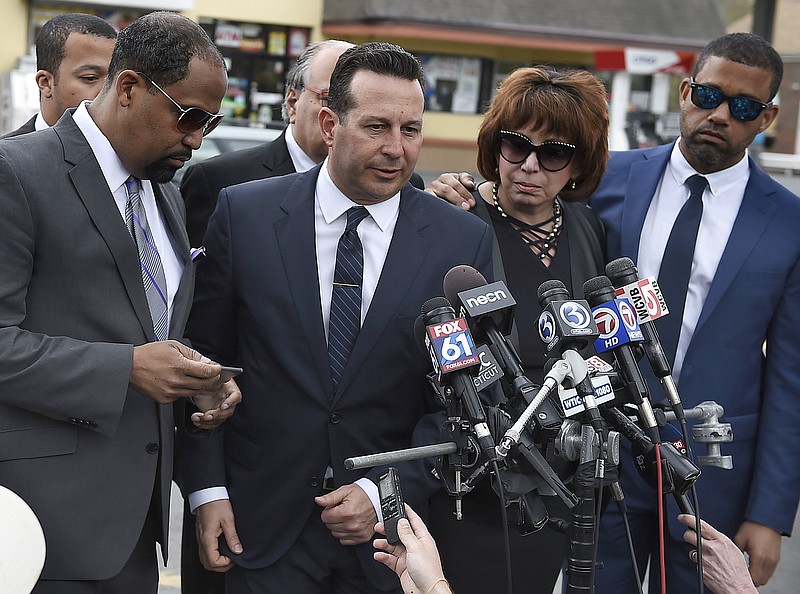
[274,169,333,395]
[620,145,672,260]
[694,162,777,333]
[58,117,155,341]
[334,187,431,399]
[262,132,296,177]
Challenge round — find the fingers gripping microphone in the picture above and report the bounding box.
[421,297,497,461]
[583,275,661,444]
[605,257,685,422]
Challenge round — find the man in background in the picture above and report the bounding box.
[180,39,353,245]
[3,12,116,137]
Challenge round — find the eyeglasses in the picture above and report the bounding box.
[302,84,329,104]
[498,130,576,172]
[137,72,224,136]
[688,79,772,122]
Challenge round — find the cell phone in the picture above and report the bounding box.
[220,365,243,382]
[378,467,407,544]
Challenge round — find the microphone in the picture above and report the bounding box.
[536,280,604,432]
[442,266,518,374]
[584,275,661,444]
[443,265,562,430]
[420,297,497,461]
[605,257,686,422]
[603,407,699,513]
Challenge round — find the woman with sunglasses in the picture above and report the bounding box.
[426,65,610,594]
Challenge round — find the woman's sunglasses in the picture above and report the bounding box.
[688,79,772,122]
[137,72,224,136]
[498,130,576,172]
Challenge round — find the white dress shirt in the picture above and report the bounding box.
[284,123,318,173]
[638,141,749,380]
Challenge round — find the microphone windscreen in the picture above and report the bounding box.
[442,265,487,309]
[582,275,615,304]
[536,279,569,307]
[421,296,451,316]
[605,257,638,286]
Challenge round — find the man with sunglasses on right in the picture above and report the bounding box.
[591,32,800,593]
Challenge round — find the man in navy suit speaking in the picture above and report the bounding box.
[178,42,493,593]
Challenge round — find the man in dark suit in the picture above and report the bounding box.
[178,39,355,594]
[2,13,116,138]
[178,42,493,593]
[590,33,800,593]
[0,12,239,593]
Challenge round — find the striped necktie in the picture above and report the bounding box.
[125,177,169,341]
[327,206,370,389]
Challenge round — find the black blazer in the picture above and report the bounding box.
[179,165,493,587]
[181,131,296,245]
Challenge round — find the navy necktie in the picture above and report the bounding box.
[125,177,169,341]
[656,174,708,363]
[328,206,370,389]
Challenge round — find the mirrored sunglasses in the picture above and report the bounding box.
[689,79,772,123]
[498,130,576,172]
[137,72,224,136]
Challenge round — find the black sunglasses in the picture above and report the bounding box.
[688,79,772,122]
[137,72,224,136]
[498,130,576,172]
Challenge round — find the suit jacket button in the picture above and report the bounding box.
[329,412,341,424]
[146,443,160,454]
[309,476,320,488]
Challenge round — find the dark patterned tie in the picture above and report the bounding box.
[656,174,708,363]
[328,206,370,389]
[125,177,169,341]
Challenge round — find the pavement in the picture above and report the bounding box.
[158,170,800,593]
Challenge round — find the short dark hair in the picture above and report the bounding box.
[693,32,783,100]
[105,11,225,90]
[36,13,117,78]
[476,66,610,201]
[326,42,425,118]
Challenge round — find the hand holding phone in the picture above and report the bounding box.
[220,365,243,382]
[378,467,407,544]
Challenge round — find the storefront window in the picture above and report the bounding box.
[418,54,485,114]
[200,19,309,127]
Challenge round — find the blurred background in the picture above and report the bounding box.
[2,0,799,176]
